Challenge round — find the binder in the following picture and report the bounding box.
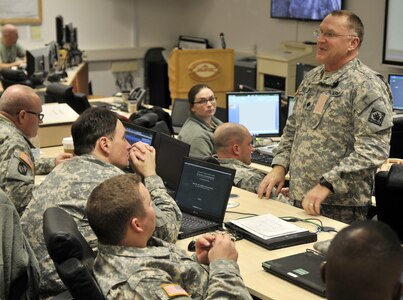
[224,214,317,250]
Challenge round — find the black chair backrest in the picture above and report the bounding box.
[43,207,105,300]
[375,164,403,242]
[215,106,228,123]
[0,69,34,90]
[171,98,189,132]
[390,116,403,158]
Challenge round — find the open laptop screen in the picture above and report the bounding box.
[155,133,190,191]
[175,157,235,222]
[122,121,155,146]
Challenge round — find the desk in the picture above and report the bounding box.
[176,186,347,300]
[38,146,346,299]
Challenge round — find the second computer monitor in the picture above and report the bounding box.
[226,91,282,137]
[389,73,403,112]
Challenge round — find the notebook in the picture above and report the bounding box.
[262,250,326,297]
[175,157,235,239]
[225,214,317,250]
[122,121,155,146]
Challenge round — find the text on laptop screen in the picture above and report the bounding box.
[123,122,154,145]
[155,133,190,190]
[175,159,234,221]
[389,74,403,110]
[226,92,282,137]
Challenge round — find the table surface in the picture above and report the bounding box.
[39,147,347,300]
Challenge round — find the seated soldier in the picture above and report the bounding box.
[213,122,265,193]
[0,189,39,300]
[86,173,252,300]
[21,107,182,298]
[0,84,71,215]
[322,220,403,300]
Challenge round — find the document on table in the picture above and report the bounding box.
[229,214,307,240]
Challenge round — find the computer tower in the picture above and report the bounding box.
[234,57,256,90]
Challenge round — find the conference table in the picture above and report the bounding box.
[39,146,346,300]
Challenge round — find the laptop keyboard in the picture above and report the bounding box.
[181,213,216,230]
[251,151,273,166]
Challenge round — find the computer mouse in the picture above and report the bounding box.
[187,240,196,252]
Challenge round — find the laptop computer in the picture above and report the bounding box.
[262,250,326,297]
[155,133,190,197]
[175,157,236,239]
[122,121,155,146]
[225,214,317,250]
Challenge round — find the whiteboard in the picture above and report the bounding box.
[0,0,42,24]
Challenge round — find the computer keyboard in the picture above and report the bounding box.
[181,213,215,230]
[251,151,274,166]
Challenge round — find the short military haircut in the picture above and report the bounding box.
[0,84,39,115]
[86,173,145,245]
[188,84,211,105]
[213,123,248,153]
[325,220,403,300]
[71,107,119,155]
[330,10,364,47]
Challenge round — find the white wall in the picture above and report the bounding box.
[13,0,403,96]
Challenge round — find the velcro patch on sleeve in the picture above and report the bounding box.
[162,284,189,298]
[368,108,385,126]
[19,152,34,170]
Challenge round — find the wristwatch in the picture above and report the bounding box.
[319,177,334,193]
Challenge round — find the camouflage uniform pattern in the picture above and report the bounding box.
[21,155,182,299]
[273,58,393,222]
[0,115,55,215]
[177,113,222,158]
[217,158,266,193]
[95,237,252,300]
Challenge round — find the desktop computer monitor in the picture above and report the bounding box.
[388,74,403,112]
[295,63,316,91]
[26,47,50,85]
[226,91,282,137]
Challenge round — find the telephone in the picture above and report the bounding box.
[128,87,146,111]
[128,87,146,101]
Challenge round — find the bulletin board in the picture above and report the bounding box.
[0,0,42,24]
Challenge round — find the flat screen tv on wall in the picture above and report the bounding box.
[271,0,344,22]
[382,0,403,66]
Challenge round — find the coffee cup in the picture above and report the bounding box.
[62,137,74,154]
[128,100,138,114]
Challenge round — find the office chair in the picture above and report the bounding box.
[45,82,91,114]
[171,98,189,134]
[374,164,403,242]
[389,116,403,159]
[43,207,105,300]
[215,106,228,123]
[0,68,35,90]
